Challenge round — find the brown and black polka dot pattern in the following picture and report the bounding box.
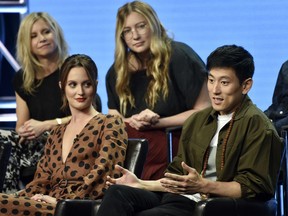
[0,194,54,216]
[0,114,127,215]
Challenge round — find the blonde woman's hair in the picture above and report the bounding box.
[16,12,68,94]
[115,1,172,115]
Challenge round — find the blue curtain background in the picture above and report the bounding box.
[28,0,288,113]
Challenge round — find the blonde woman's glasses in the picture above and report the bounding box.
[121,23,148,41]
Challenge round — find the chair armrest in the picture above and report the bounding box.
[165,126,182,133]
[54,199,102,216]
[193,197,276,216]
[124,138,148,178]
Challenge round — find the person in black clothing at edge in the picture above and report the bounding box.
[264,60,288,134]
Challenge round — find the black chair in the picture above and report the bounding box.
[193,197,277,216]
[0,141,12,192]
[54,138,148,216]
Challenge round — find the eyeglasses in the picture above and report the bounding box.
[121,23,148,41]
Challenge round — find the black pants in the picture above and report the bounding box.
[97,185,196,216]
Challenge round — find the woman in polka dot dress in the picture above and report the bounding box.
[0,54,128,216]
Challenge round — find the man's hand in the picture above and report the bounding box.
[160,162,206,194]
[106,165,142,188]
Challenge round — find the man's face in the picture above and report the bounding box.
[207,67,251,115]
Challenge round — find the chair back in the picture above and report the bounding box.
[124,138,148,178]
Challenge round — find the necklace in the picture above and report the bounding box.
[200,110,238,200]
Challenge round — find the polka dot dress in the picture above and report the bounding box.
[0,114,127,215]
[0,194,54,216]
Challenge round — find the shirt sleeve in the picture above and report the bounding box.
[169,41,208,109]
[106,64,120,110]
[272,60,288,106]
[12,69,27,101]
[233,115,283,199]
[264,60,288,118]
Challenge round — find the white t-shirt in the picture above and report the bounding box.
[182,113,233,202]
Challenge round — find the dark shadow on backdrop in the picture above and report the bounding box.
[0,13,20,97]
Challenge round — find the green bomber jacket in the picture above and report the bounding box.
[167,96,283,200]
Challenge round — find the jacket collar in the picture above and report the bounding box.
[207,95,252,123]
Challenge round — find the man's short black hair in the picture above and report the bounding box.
[206,45,254,84]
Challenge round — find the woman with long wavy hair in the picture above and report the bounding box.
[0,12,70,193]
[106,1,210,180]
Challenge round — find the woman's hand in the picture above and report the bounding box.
[137,109,160,125]
[160,162,206,195]
[106,165,141,188]
[128,109,160,130]
[17,124,29,137]
[23,119,47,138]
[18,119,48,141]
[128,114,151,130]
[31,194,57,204]
[17,124,32,143]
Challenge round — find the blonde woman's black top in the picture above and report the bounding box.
[13,69,66,121]
[106,41,207,118]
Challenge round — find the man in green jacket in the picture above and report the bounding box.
[96,45,283,216]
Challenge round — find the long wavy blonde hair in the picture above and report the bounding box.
[115,1,172,115]
[16,12,68,95]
